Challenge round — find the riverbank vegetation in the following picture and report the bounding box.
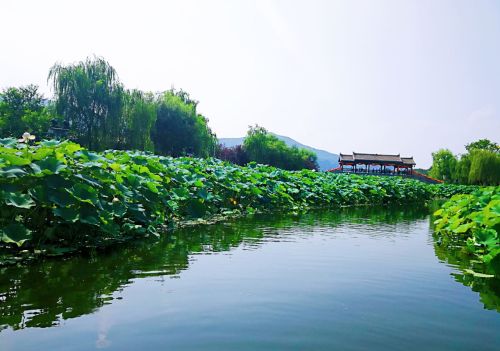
[217,125,318,170]
[0,57,218,157]
[429,139,500,185]
[0,138,478,259]
[433,187,499,273]
[0,85,58,138]
[1,56,497,269]
[1,56,316,170]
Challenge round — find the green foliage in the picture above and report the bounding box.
[152,89,217,157]
[46,57,218,158]
[243,125,318,170]
[454,153,471,184]
[429,149,457,182]
[452,149,500,186]
[432,227,500,311]
[468,150,500,185]
[122,90,156,151]
[430,139,499,186]
[0,223,32,247]
[430,183,479,198]
[0,85,57,138]
[465,139,499,153]
[434,186,500,273]
[48,56,125,150]
[0,139,475,252]
[414,168,429,175]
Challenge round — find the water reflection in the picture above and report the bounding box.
[433,235,500,313]
[1,204,496,333]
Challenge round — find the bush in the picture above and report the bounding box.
[216,144,249,166]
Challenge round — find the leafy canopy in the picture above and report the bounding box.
[48,56,124,150]
[429,139,500,186]
[465,139,499,153]
[0,85,56,138]
[243,125,318,171]
[152,89,217,157]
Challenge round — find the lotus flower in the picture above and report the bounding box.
[18,132,36,143]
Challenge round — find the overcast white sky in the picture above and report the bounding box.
[1,0,499,167]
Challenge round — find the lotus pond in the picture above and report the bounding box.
[1,205,499,351]
[0,139,480,260]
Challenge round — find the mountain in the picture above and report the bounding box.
[219,134,339,171]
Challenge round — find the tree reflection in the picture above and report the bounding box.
[1,205,430,330]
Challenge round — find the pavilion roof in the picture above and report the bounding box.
[353,152,401,163]
[401,157,416,165]
[339,152,416,166]
[339,153,354,161]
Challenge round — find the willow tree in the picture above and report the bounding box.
[152,89,217,157]
[468,150,500,185]
[122,90,156,151]
[429,149,457,182]
[48,56,124,150]
[453,154,471,184]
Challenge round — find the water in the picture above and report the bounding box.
[1,206,499,350]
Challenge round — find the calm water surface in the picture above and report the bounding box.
[1,206,499,350]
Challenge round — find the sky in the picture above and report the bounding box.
[1,0,499,167]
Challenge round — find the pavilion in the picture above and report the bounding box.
[338,152,416,174]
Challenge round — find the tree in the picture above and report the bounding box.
[453,154,471,184]
[243,125,318,170]
[465,139,499,153]
[242,125,269,164]
[429,149,457,182]
[194,114,218,157]
[152,89,217,157]
[122,90,156,151]
[48,56,124,150]
[216,144,249,165]
[468,150,500,185]
[430,138,499,185]
[0,85,55,138]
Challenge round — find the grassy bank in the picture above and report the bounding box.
[0,139,479,257]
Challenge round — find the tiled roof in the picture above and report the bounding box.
[353,152,401,163]
[401,157,416,165]
[339,152,416,166]
[339,153,354,161]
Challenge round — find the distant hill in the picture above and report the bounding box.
[219,134,339,171]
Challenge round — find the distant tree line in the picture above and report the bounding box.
[217,126,318,171]
[429,139,499,185]
[0,56,217,158]
[0,56,317,170]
